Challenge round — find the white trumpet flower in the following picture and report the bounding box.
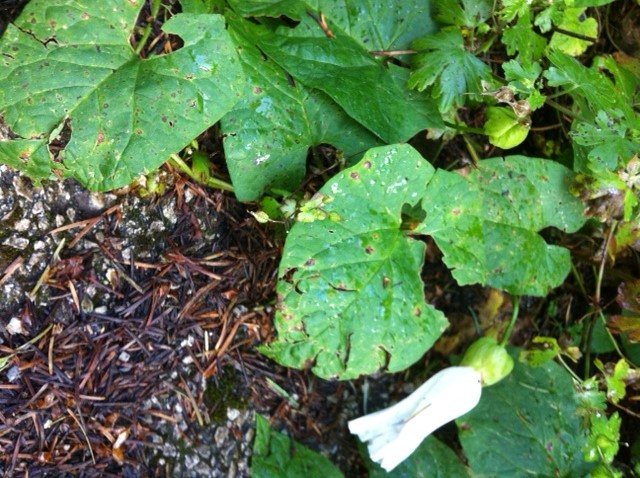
[348,366,482,472]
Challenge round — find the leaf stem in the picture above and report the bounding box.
[551,27,598,43]
[169,154,234,192]
[500,295,519,346]
[544,98,580,121]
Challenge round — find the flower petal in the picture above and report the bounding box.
[349,366,482,472]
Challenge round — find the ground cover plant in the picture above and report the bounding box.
[1,0,639,476]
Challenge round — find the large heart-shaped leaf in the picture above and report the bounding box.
[0,0,244,190]
[416,157,586,295]
[261,145,448,379]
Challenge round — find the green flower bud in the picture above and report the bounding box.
[460,337,514,386]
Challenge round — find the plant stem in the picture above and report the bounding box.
[500,295,519,346]
[135,0,162,56]
[462,134,481,165]
[570,262,589,302]
[600,311,639,367]
[584,221,618,377]
[444,121,485,135]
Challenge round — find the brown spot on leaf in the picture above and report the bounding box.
[96,131,105,145]
[414,306,421,317]
[365,245,374,254]
[382,277,390,288]
[304,258,315,267]
[363,160,372,169]
[350,171,359,180]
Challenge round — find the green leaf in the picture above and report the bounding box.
[459,356,594,477]
[434,0,491,29]
[416,157,587,295]
[584,412,621,466]
[545,51,636,122]
[247,14,442,143]
[484,106,530,149]
[252,415,344,478]
[367,436,470,478]
[501,11,547,63]
[595,359,630,404]
[499,0,534,22]
[228,0,438,52]
[409,28,492,112]
[226,0,302,18]
[222,15,381,201]
[570,111,640,172]
[503,60,542,91]
[548,8,598,56]
[502,60,546,110]
[0,1,245,191]
[262,145,448,379]
[180,0,222,14]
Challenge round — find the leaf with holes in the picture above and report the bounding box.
[0,0,244,190]
[261,144,448,380]
[415,156,586,295]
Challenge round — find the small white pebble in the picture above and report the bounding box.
[6,317,26,335]
[7,365,21,382]
[227,408,240,421]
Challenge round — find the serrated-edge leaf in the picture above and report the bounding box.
[409,28,492,112]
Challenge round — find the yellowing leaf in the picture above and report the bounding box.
[549,8,598,56]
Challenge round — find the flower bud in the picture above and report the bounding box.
[460,336,514,386]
